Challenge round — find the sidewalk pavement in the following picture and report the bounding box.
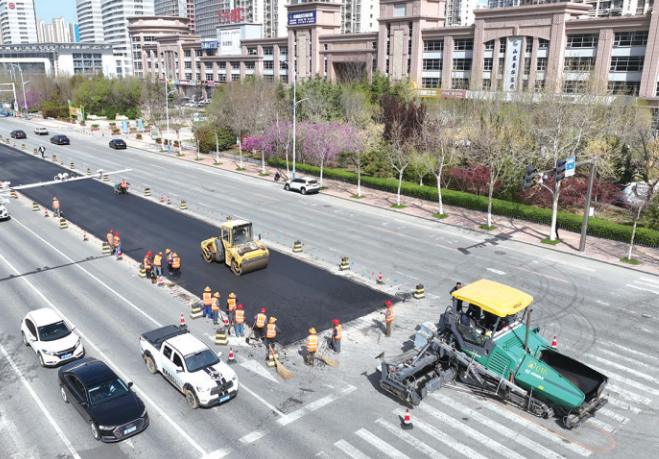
[32,117,659,276]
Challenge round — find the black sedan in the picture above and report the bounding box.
[10,130,26,139]
[51,135,70,145]
[59,358,148,442]
[109,139,127,149]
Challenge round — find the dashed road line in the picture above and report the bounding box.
[335,439,372,459]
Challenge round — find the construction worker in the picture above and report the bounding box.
[235,304,245,337]
[211,292,221,325]
[172,253,181,279]
[306,328,318,366]
[265,317,281,359]
[165,248,173,274]
[384,300,394,337]
[107,229,115,255]
[253,308,267,341]
[226,293,237,327]
[332,319,342,353]
[143,251,153,278]
[113,232,122,259]
[202,287,212,320]
[121,179,128,190]
[52,197,60,217]
[450,282,463,313]
[153,251,163,278]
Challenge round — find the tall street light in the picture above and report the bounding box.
[165,88,177,154]
[11,64,29,120]
[283,60,308,179]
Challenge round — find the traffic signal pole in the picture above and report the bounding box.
[578,160,595,253]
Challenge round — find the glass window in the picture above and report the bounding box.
[536,57,547,71]
[394,4,406,17]
[279,46,288,55]
[538,39,549,49]
[263,46,274,55]
[264,61,274,69]
[608,81,641,95]
[610,56,644,71]
[424,40,444,51]
[451,78,469,89]
[206,74,214,81]
[484,40,495,51]
[562,80,590,94]
[483,58,493,71]
[184,50,191,57]
[230,61,240,69]
[245,61,255,70]
[525,37,533,53]
[421,77,440,88]
[423,59,442,70]
[567,34,599,48]
[248,47,258,55]
[564,57,595,71]
[452,58,472,71]
[454,39,473,51]
[614,31,649,47]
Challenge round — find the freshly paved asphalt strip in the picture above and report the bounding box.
[0,144,393,345]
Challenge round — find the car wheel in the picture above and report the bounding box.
[185,389,199,409]
[301,188,307,195]
[60,386,69,403]
[38,353,46,368]
[22,332,29,347]
[90,421,100,441]
[145,355,157,374]
[284,184,290,191]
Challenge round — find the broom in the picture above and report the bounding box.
[316,351,339,367]
[245,323,256,344]
[269,345,295,380]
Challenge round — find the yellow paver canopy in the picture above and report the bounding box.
[451,279,533,317]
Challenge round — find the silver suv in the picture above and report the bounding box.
[34,127,49,135]
[284,177,320,195]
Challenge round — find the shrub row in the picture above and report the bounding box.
[267,159,659,248]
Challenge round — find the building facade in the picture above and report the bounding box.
[0,42,116,76]
[69,22,80,42]
[77,0,105,42]
[155,0,196,32]
[0,0,38,44]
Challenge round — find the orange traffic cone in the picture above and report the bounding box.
[167,196,171,205]
[180,313,186,327]
[83,232,88,241]
[44,209,49,218]
[401,409,413,430]
[377,272,383,284]
[551,336,557,349]
[160,194,164,203]
[228,348,235,363]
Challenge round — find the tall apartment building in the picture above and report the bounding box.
[36,19,45,42]
[154,0,196,31]
[0,0,38,44]
[77,0,154,75]
[69,22,80,42]
[37,18,79,43]
[195,0,230,39]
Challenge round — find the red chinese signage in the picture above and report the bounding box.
[219,8,244,24]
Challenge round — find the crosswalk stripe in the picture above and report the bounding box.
[586,417,616,433]
[474,399,592,457]
[334,440,372,459]
[239,430,267,444]
[591,348,657,373]
[585,354,656,383]
[394,409,490,459]
[627,284,659,295]
[607,396,642,414]
[375,419,450,459]
[355,429,412,459]
[597,408,629,424]
[418,404,527,459]
[589,365,659,396]
[638,277,659,286]
[608,384,653,406]
[203,448,232,459]
[600,340,659,364]
[431,393,567,459]
[278,385,356,426]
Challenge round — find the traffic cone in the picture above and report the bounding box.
[377,272,383,284]
[160,194,164,203]
[228,348,235,363]
[167,196,171,205]
[44,209,49,218]
[551,336,557,349]
[82,232,88,241]
[401,409,413,430]
[180,313,186,327]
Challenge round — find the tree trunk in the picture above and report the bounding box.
[177,130,181,155]
[487,177,495,228]
[550,183,561,241]
[436,176,443,215]
[627,205,642,260]
[238,130,244,168]
[397,169,404,206]
[319,156,325,187]
[357,160,362,197]
[260,149,266,175]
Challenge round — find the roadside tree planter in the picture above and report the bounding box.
[136,133,143,139]
[91,124,100,131]
[111,129,121,135]
[155,138,162,144]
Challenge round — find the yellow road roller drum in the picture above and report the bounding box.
[201,219,269,276]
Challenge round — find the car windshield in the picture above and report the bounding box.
[88,377,129,406]
[38,321,72,341]
[184,349,219,372]
[232,225,253,245]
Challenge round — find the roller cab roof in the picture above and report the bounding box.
[451,279,533,317]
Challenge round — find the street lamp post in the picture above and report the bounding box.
[283,61,308,179]
[11,64,29,120]
[165,88,177,154]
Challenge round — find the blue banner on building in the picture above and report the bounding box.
[122,120,128,133]
[201,40,218,50]
[138,119,143,131]
[288,11,316,26]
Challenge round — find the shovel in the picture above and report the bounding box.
[245,323,256,344]
[269,345,295,381]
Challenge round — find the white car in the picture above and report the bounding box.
[284,177,321,195]
[0,202,8,220]
[34,127,49,135]
[21,308,84,367]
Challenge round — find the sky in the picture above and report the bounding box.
[34,0,77,24]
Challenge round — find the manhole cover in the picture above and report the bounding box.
[495,251,506,256]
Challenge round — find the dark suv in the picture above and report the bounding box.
[10,130,26,139]
[50,135,70,145]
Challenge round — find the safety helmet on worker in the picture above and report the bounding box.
[238,304,243,310]
[261,308,266,313]
[385,300,392,307]
[333,319,339,325]
[229,293,236,298]
[213,292,220,298]
[165,248,171,254]
[204,286,211,292]
[269,317,277,323]
[309,328,316,334]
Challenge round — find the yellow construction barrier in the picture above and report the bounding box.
[103,175,109,182]
[101,242,111,254]
[59,218,68,229]
[70,162,75,169]
[10,190,17,199]
[87,168,92,176]
[293,240,302,253]
[339,256,350,271]
[21,144,25,150]
[138,263,146,278]
[215,326,228,345]
[190,303,203,319]
[52,154,57,161]
[180,200,188,210]
[413,284,425,299]
[33,148,38,155]
[144,188,151,197]
[32,202,39,211]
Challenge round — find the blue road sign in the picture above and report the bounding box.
[566,157,576,177]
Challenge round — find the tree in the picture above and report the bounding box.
[141,79,169,138]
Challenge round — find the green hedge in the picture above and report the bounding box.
[267,158,659,248]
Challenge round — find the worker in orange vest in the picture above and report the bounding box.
[113,232,122,259]
[332,319,342,353]
[171,253,181,279]
[306,328,318,366]
[253,308,267,341]
[202,286,212,320]
[153,252,163,278]
[384,300,394,337]
[107,229,114,255]
[165,248,173,274]
[52,197,60,217]
[265,317,281,359]
[235,304,245,337]
[226,293,237,328]
[143,251,152,278]
[211,292,221,325]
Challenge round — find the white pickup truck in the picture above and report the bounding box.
[139,324,238,409]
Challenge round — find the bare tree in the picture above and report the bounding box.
[141,79,168,139]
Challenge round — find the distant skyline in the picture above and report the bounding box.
[34,0,77,24]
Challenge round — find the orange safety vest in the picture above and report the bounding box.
[153,254,162,266]
[53,200,60,209]
[113,235,121,247]
[334,325,342,340]
[385,308,394,323]
[203,292,212,306]
[235,310,245,324]
[167,252,173,264]
[211,297,220,311]
[107,233,113,244]
[255,313,266,328]
[306,334,318,352]
[227,298,236,312]
[266,323,277,338]
[143,257,151,268]
[172,257,181,268]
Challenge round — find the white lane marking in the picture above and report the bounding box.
[607,384,652,406]
[201,448,233,459]
[239,430,267,444]
[431,394,565,459]
[355,429,412,459]
[587,362,659,391]
[278,385,356,426]
[475,399,592,457]
[394,410,490,459]
[316,452,331,459]
[198,202,213,208]
[375,418,449,459]
[554,260,595,272]
[586,417,616,433]
[417,404,527,459]
[0,343,81,459]
[334,440,372,459]
[238,384,285,417]
[597,408,629,424]
[590,348,658,374]
[584,354,659,386]
[596,300,610,306]
[606,397,642,414]
[0,406,37,459]
[601,340,659,363]
[639,276,659,286]
[627,284,659,295]
[168,192,179,197]
[239,359,280,384]
[486,268,506,275]
[0,250,207,457]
